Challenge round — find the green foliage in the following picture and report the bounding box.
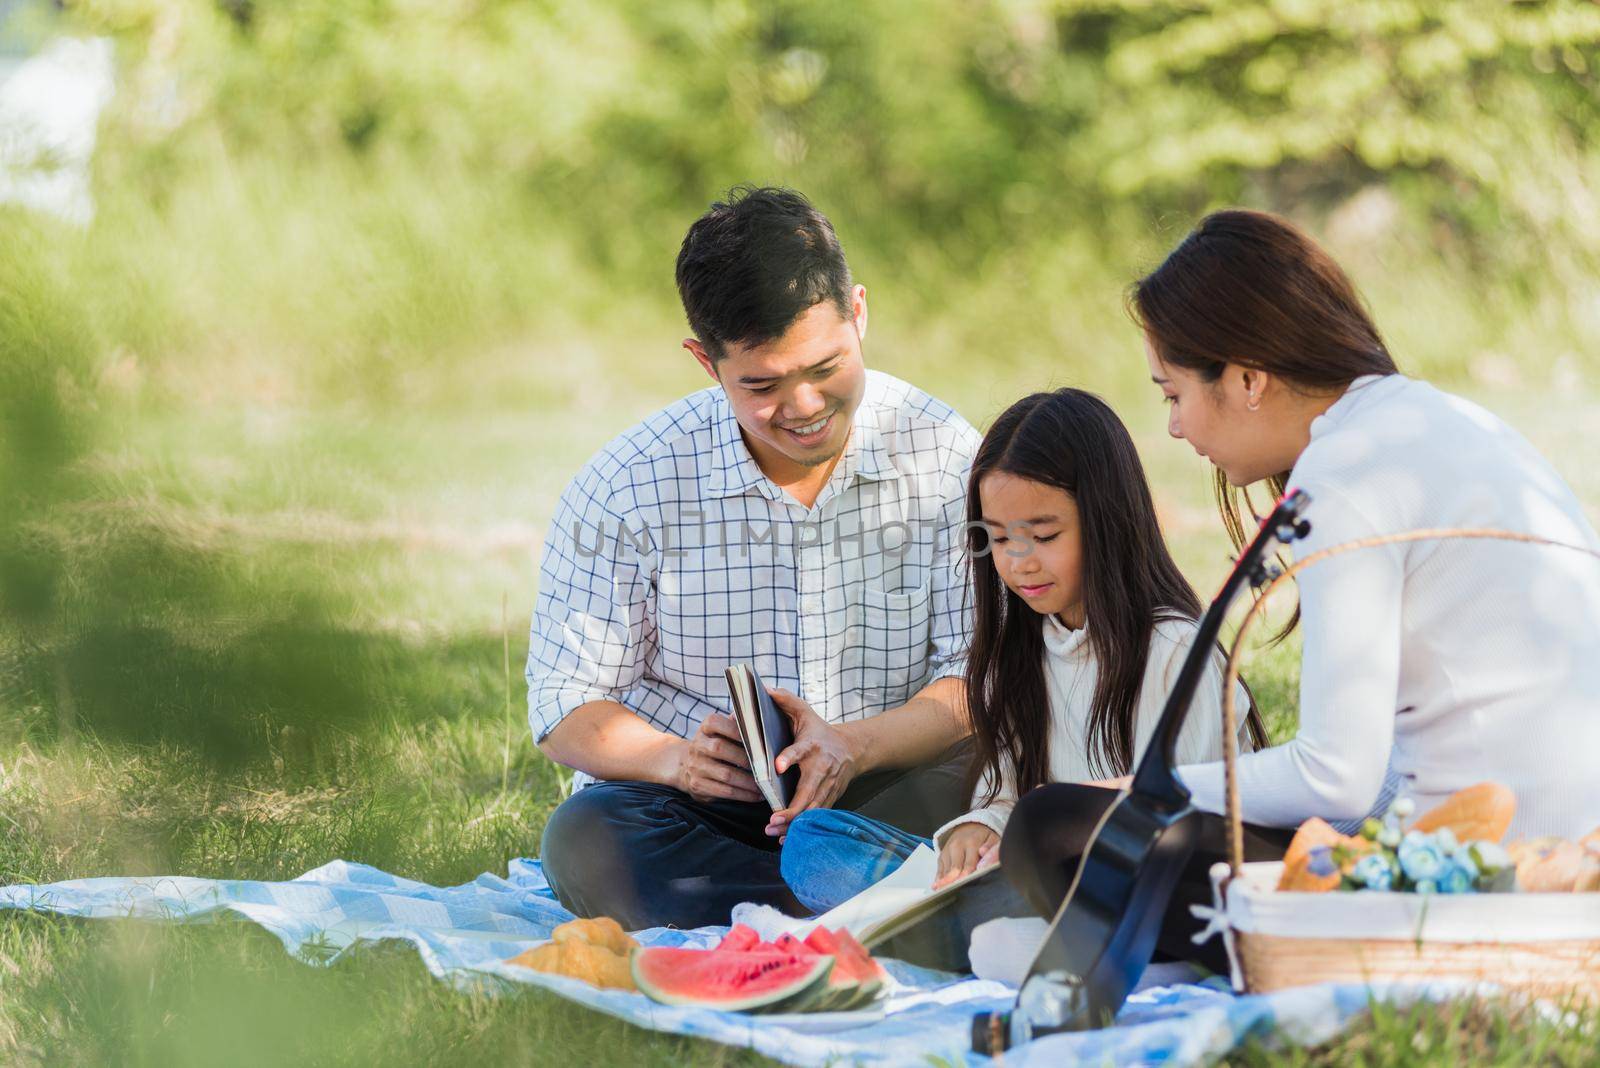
[1052,1,1600,286]
[0,4,1596,1062]
[48,0,1599,393]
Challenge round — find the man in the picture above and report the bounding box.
[528,187,980,930]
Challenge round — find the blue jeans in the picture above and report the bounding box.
[780,808,1036,972]
[539,740,976,931]
[780,808,929,912]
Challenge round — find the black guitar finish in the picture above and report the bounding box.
[973,490,1313,1052]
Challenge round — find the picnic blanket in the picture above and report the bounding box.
[1,858,1441,1065]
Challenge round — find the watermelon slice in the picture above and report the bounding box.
[631,947,833,1014]
[773,933,808,955]
[715,924,760,952]
[804,928,885,1009]
[832,929,890,1006]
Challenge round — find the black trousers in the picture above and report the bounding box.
[539,740,974,931]
[1000,783,1295,973]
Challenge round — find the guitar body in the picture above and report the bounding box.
[972,489,1312,1052]
[1025,799,1201,1028]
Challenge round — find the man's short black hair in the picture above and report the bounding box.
[675,186,853,359]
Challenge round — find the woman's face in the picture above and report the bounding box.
[978,471,1086,629]
[1144,333,1281,487]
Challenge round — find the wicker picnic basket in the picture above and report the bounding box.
[1206,527,1600,1005]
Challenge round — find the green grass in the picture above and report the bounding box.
[2,326,1598,1064]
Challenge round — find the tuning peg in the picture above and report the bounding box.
[1273,518,1312,543]
[1247,560,1282,588]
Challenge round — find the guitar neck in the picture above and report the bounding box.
[1129,490,1311,804]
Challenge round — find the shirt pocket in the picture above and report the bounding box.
[842,583,933,709]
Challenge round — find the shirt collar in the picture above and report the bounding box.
[704,382,898,500]
[1041,612,1089,658]
[840,390,897,486]
[706,390,772,499]
[1309,373,1407,441]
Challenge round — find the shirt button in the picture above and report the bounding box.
[802,596,822,614]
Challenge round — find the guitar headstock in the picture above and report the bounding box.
[1240,489,1313,590]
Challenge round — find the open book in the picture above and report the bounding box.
[822,845,1000,949]
[753,844,1001,950]
[723,664,799,812]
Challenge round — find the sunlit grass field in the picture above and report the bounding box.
[3,315,1598,1064]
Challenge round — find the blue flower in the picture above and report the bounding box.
[1307,845,1337,878]
[1398,831,1448,884]
[1438,861,1475,895]
[1352,852,1395,891]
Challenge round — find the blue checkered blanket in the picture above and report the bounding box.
[1,859,1437,1065]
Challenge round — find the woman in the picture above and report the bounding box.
[1004,211,1600,957]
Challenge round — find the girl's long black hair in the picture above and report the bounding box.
[963,388,1269,800]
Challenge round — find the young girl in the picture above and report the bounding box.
[779,388,1267,922]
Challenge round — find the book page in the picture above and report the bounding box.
[783,845,999,946]
[724,665,782,811]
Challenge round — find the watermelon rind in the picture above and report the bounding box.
[630,948,834,1014]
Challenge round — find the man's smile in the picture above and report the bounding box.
[780,411,834,446]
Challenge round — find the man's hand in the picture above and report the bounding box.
[933,823,1000,889]
[672,712,762,804]
[764,688,859,837]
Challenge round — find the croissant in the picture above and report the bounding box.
[1507,837,1600,893]
[1273,818,1376,895]
[550,915,637,956]
[507,937,637,990]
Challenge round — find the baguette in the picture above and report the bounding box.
[1410,782,1515,844]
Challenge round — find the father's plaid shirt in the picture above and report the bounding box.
[526,370,980,789]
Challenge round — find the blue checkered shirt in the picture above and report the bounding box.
[526,370,980,788]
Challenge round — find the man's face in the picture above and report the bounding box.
[689,286,869,481]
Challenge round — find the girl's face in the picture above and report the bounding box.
[1145,333,1283,487]
[978,471,1086,629]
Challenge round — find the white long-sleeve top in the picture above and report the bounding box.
[1178,374,1600,840]
[934,615,1254,845]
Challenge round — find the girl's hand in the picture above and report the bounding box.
[933,823,1000,889]
[1085,775,1132,791]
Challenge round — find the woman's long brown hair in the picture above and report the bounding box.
[1130,210,1399,573]
[963,389,1269,799]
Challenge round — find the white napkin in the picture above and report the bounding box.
[966,916,1049,985]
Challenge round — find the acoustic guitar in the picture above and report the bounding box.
[972,489,1313,1053]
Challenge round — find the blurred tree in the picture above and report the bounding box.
[1048,0,1600,287]
[75,0,1600,303]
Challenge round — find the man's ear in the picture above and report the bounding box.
[851,284,869,344]
[683,338,719,383]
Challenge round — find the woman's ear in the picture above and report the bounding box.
[1239,367,1272,412]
